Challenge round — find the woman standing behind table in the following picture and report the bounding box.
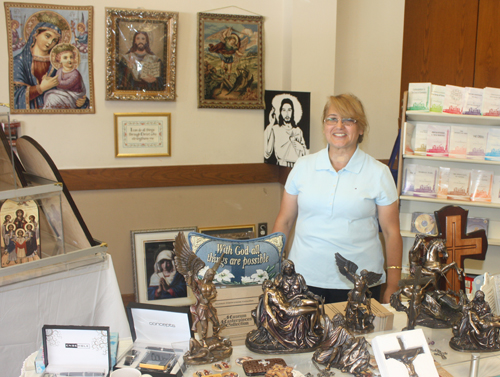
[273,94,402,304]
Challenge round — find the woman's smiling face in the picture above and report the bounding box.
[323,105,363,152]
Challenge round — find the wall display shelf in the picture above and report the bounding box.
[0,106,106,288]
[397,93,500,276]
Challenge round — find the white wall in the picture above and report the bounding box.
[1,0,405,169]
[335,0,405,159]
[0,0,338,169]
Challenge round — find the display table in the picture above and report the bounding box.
[182,306,500,377]
[1,255,131,377]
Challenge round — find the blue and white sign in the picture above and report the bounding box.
[188,232,285,285]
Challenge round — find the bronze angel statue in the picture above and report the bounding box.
[174,232,232,364]
[335,253,382,333]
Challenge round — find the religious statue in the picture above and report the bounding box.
[174,232,232,364]
[312,313,370,377]
[390,267,434,330]
[335,253,382,333]
[393,235,465,329]
[246,260,324,354]
[450,290,500,352]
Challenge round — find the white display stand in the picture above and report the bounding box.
[2,255,131,377]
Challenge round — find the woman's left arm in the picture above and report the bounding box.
[377,201,403,303]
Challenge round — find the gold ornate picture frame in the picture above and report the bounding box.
[5,2,95,114]
[114,113,171,157]
[198,12,264,109]
[105,8,178,101]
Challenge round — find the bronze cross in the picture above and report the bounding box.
[435,206,487,291]
[384,337,424,377]
[399,266,434,330]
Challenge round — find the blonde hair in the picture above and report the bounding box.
[323,93,368,143]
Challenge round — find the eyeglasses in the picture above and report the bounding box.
[323,117,357,126]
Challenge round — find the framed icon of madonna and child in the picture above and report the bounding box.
[5,2,95,114]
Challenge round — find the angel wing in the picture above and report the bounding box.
[335,253,359,285]
[174,232,205,282]
[365,271,383,286]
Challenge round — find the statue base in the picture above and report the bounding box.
[183,336,233,365]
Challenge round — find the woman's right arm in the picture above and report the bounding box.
[272,191,298,239]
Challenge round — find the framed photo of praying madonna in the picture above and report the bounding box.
[5,2,95,114]
[105,8,178,101]
[198,12,264,109]
[131,227,196,306]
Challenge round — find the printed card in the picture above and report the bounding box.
[443,85,465,114]
[407,83,431,111]
[426,125,450,157]
[449,126,468,159]
[466,127,488,160]
[447,168,471,201]
[413,165,438,198]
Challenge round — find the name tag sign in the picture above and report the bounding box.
[188,232,285,285]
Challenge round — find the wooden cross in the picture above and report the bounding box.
[435,206,487,291]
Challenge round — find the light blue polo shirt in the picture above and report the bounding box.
[285,146,398,289]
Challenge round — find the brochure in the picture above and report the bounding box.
[414,124,428,155]
[469,169,493,202]
[407,83,431,111]
[430,84,445,113]
[443,85,465,114]
[482,87,500,116]
[462,87,483,115]
[449,126,468,158]
[447,168,471,201]
[413,165,438,198]
[466,127,488,160]
[426,125,450,157]
[485,128,500,161]
[437,167,450,198]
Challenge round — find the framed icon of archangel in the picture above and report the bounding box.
[198,12,264,109]
[5,2,95,114]
[105,8,178,101]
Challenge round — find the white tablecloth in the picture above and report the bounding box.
[0,255,131,377]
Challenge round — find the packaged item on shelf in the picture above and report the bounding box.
[404,122,415,154]
[492,175,500,203]
[413,165,438,198]
[402,164,416,195]
[429,84,445,113]
[462,87,483,115]
[411,212,437,235]
[466,217,489,236]
[443,85,465,114]
[407,82,431,111]
[482,87,500,116]
[469,169,493,202]
[447,168,471,201]
[449,126,468,158]
[414,124,428,155]
[437,167,450,198]
[485,128,500,161]
[426,125,450,157]
[466,126,488,160]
